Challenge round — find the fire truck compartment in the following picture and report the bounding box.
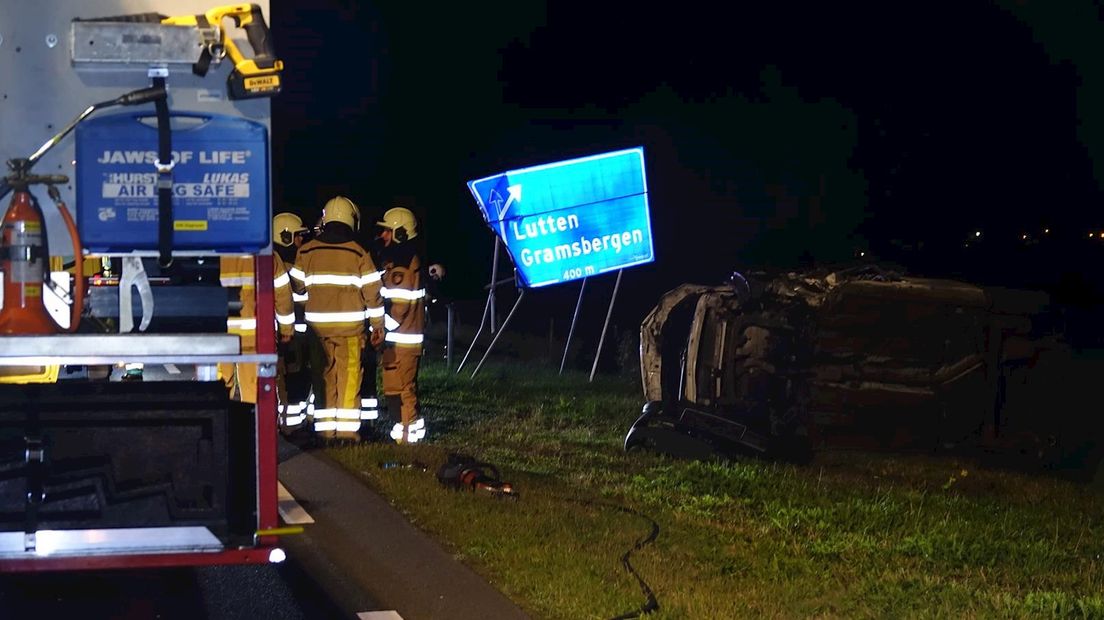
[0,382,257,554]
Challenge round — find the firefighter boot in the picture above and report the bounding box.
[386,395,405,444]
[388,416,426,444]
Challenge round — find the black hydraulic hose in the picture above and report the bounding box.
[556,496,660,620]
[0,85,167,204]
[608,506,660,620]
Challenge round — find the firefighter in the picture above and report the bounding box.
[290,196,385,444]
[272,212,310,432]
[219,254,258,403]
[375,207,427,444]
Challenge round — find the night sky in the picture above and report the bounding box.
[271,1,1104,343]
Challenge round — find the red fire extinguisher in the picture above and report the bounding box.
[0,159,84,335]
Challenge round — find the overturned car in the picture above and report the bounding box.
[626,265,1103,474]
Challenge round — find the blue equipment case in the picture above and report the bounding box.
[75,111,270,253]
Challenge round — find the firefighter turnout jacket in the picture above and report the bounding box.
[223,253,295,340]
[380,247,425,352]
[273,253,296,338]
[290,239,384,336]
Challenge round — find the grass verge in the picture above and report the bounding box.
[328,359,1104,619]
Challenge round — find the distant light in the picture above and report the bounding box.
[268,548,287,563]
[859,251,865,257]
[1044,229,1050,234]
[974,231,981,237]
[1022,234,1028,240]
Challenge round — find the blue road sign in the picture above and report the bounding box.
[467,147,654,288]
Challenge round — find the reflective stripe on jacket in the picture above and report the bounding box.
[292,239,384,337]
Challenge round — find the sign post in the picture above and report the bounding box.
[456,236,500,375]
[559,277,587,375]
[589,269,623,382]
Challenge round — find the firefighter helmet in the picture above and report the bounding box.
[322,196,360,230]
[376,207,417,243]
[273,213,308,247]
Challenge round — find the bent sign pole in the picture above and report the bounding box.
[456,236,500,375]
[590,269,623,382]
[559,277,587,375]
[470,290,526,380]
[467,147,654,376]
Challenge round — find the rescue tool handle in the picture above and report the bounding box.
[238,4,276,67]
[113,84,168,107]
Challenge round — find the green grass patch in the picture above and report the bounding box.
[328,359,1104,619]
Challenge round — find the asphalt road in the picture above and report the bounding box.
[0,560,349,619]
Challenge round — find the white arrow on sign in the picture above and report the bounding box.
[497,184,522,239]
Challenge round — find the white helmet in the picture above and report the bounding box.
[376,206,418,243]
[273,213,308,247]
[322,196,360,230]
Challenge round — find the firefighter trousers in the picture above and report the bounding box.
[219,332,257,404]
[318,334,363,440]
[218,361,257,404]
[277,334,311,430]
[359,343,379,422]
[382,346,421,428]
[306,325,327,412]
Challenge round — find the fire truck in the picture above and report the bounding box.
[0,1,290,571]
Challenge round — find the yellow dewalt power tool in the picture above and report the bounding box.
[162,4,283,100]
[79,4,283,100]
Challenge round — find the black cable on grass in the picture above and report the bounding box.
[384,461,661,618]
[603,502,661,620]
[555,497,660,619]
